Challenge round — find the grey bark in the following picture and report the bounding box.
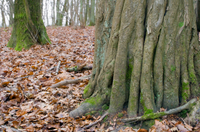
[1,0,6,27]
[52,0,56,25]
[89,0,95,26]
[56,0,62,26]
[7,0,14,26]
[70,0,200,127]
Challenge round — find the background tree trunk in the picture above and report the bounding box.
[44,0,49,26]
[56,0,62,26]
[89,0,95,26]
[70,0,200,120]
[7,0,50,51]
[80,0,84,28]
[84,0,89,26]
[69,0,74,26]
[74,0,79,28]
[52,0,56,25]
[7,0,14,26]
[63,0,69,26]
[1,0,7,27]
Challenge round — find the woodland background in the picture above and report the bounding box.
[0,0,96,27]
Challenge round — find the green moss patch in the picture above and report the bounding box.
[179,22,184,27]
[117,113,124,118]
[182,82,189,100]
[85,95,102,105]
[83,83,91,95]
[102,104,109,110]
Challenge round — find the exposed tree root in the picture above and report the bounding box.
[51,75,91,88]
[185,98,200,126]
[66,64,92,72]
[69,103,97,118]
[120,98,197,123]
[83,111,108,129]
[69,94,109,118]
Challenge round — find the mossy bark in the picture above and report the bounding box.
[7,0,50,51]
[70,0,200,119]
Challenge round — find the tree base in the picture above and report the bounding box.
[69,94,109,118]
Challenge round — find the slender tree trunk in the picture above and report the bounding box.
[89,0,95,26]
[86,0,90,26]
[64,0,69,26]
[80,0,85,28]
[46,0,49,26]
[69,0,74,26]
[70,0,200,122]
[7,0,14,26]
[61,0,68,26]
[52,0,56,25]
[84,0,89,26]
[58,0,68,26]
[1,0,6,27]
[56,0,62,26]
[73,0,79,28]
[76,0,79,25]
[7,0,50,51]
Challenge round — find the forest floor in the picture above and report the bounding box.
[0,27,200,132]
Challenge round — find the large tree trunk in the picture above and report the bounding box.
[70,0,200,120]
[7,0,50,51]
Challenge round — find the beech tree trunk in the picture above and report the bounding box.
[69,0,74,26]
[7,0,14,26]
[1,0,6,27]
[56,0,62,26]
[63,0,69,26]
[52,0,56,25]
[80,0,84,27]
[89,0,95,26]
[70,0,200,119]
[7,0,50,51]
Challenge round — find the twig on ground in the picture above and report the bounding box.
[83,111,108,129]
[120,98,197,123]
[14,75,34,80]
[42,66,56,77]
[0,125,22,132]
[51,75,91,88]
[47,66,55,72]
[56,61,61,74]
[66,64,92,72]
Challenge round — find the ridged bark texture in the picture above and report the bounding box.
[70,0,200,118]
[7,0,50,51]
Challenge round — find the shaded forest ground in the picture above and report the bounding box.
[0,27,200,132]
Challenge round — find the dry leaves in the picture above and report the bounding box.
[149,115,200,132]
[0,26,95,131]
